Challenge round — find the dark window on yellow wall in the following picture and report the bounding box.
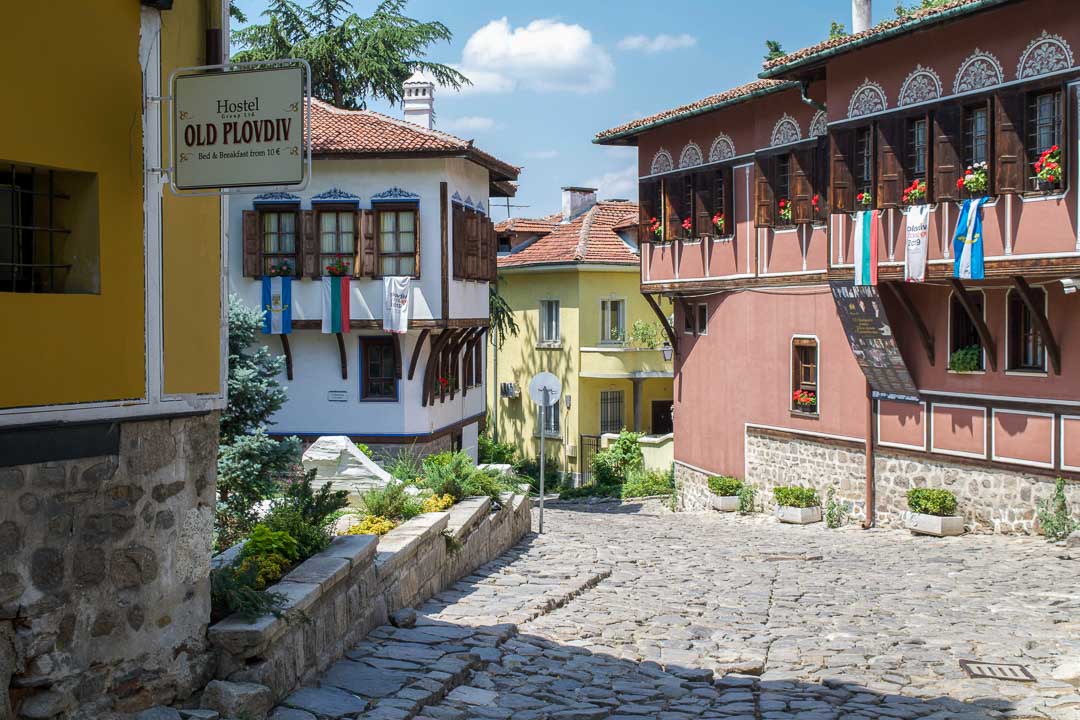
[950,292,985,371]
[1007,289,1046,372]
[791,338,818,414]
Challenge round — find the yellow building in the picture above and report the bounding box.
[0,3,226,716]
[489,188,674,479]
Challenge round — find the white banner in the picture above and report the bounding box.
[383,276,411,334]
[904,205,930,282]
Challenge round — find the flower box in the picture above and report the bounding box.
[776,505,822,524]
[711,495,739,512]
[904,511,964,537]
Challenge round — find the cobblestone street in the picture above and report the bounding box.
[272,501,1080,720]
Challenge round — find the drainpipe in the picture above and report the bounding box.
[205,0,223,65]
[799,81,827,114]
[863,380,876,529]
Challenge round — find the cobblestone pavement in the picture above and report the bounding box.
[272,501,1080,720]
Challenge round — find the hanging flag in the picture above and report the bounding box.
[261,275,292,334]
[383,276,411,334]
[953,197,987,280]
[321,275,350,333]
[904,205,930,283]
[853,209,878,286]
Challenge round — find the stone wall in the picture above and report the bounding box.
[208,492,531,702]
[0,413,219,719]
[675,429,1079,535]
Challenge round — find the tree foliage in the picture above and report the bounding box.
[489,283,519,350]
[829,21,848,39]
[231,0,469,109]
[764,40,785,62]
[895,0,952,17]
[222,295,289,444]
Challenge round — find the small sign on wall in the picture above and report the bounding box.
[327,390,349,403]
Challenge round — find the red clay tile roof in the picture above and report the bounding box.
[760,0,1013,77]
[310,98,519,181]
[495,213,562,235]
[499,201,641,269]
[594,79,793,145]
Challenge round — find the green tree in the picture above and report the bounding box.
[221,294,289,444]
[764,40,785,62]
[829,21,848,39]
[489,283,519,351]
[895,0,951,17]
[231,0,469,109]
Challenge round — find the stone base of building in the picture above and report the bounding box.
[675,428,1080,535]
[0,413,219,719]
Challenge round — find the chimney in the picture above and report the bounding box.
[403,72,435,130]
[852,0,872,33]
[561,187,597,222]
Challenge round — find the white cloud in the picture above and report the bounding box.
[617,33,697,54]
[455,18,615,94]
[525,149,560,160]
[440,115,497,133]
[584,164,639,200]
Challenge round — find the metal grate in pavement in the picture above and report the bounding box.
[959,659,1036,682]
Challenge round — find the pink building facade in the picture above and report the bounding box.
[597,0,1080,533]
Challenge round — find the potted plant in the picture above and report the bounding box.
[905,488,963,536]
[902,179,927,206]
[777,198,792,225]
[856,191,873,209]
[325,258,350,276]
[268,260,294,277]
[648,216,665,243]
[712,211,726,237]
[957,162,989,197]
[1034,145,1062,192]
[948,345,981,373]
[773,485,822,524]
[812,194,822,222]
[708,476,743,512]
[792,389,817,413]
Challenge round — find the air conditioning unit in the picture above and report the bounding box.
[499,382,520,399]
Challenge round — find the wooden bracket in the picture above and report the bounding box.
[948,278,997,371]
[335,333,348,380]
[1011,276,1060,374]
[422,329,457,407]
[407,329,430,380]
[643,293,679,358]
[279,335,294,380]
[392,334,403,379]
[882,282,934,366]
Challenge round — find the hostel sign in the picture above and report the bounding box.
[172,63,308,191]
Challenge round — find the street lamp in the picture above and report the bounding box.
[661,344,673,362]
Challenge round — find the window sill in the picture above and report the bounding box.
[679,238,702,246]
[1005,369,1048,378]
[790,409,819,419]
[360,397,399,403]
[946,370,985,376]
[536,342,563,350]
[533,433,562,441]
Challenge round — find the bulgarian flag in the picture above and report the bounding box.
[321,275,350,333]
[261,276,292,335]
[853,209,879,286]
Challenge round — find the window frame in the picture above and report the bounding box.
[1006,287,1048,375]
[1026,87,1064,192]
[314,204,357,276]
[539,299,561,346]
[600,297,627,344]
[360,336,398,402]
[696,303,708,335]
[258,204,301,278]
[963,102,990,170]
[790,336,819,416]
[774,153,793,211]
[599,390,625,435]
[907,115,930,182]
[375,202,420,279]
[948,289,987,374]
[855,124,876,201]
[536,400,561,438]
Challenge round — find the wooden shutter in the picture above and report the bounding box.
[487,219,497,281]
[754,156,774,228]
[792,148,814,224]
[639,179,659,239]
[477,215,490,281]
[693,172,711,237]
[467,210,479,279]
[830,129,855,212]
[663,176,682,239]
[358,209,376,277]
[934,104,962,202]
[302,210,319,278]
[412,208,421,278]
[814,135,830,220]
[242,210,261,278]
[350,210,362,276]
[451,205,463,279]
[994,91,1025,195]
[876,118,904,209]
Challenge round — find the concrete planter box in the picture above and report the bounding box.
[776,505,822,524]
[905,511,965,537]
[711,495,740,512]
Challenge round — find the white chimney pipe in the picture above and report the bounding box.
[403,73,435,130]
[852,0,872,33]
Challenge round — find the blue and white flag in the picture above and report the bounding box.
[953,197,988,280]
[262,276,292,334]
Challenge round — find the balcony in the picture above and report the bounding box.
[579,346,673,379]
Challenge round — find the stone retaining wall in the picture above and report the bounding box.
[208,493,531,702]
[675,429,1079,534]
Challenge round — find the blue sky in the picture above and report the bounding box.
[231,1,892,220]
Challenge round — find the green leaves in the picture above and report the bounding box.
[774,486,821,508]
[708,476,743,497]
[489,284,519,350]
[1036,478,1078,542]
[906,488,958,517]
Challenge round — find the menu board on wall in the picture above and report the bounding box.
[829,282,920,403]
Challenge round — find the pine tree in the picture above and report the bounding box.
[764,40,785,62]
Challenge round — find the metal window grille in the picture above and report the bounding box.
[600,390,624,434]
[856,127,874,198]
[964,105,989,167]
[908,118,928,178]
[1027,90,1062,187]
[0,164,71,293]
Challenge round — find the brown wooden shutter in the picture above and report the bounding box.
[814,135,830,220]
[412,208,421,277]
[350,210,362,276]
[693,172,711,237]
[359,209,376,277]
[934,104,962,202]
[468,210,480,279]
[876,119,904,209]
[722,167,735,236]
[792,148,814,224]
[477,214,489,281]
[639,179,659,239]
[994,91,1025,195]
[242,210,261,278]
[487,218,498,281]
[830,129,855,212]
[754,156,774,228]
[663,176,681,239]
[302,210,319,278]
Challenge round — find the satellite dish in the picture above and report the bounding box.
[528,372,562,407]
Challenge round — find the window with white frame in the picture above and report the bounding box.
[791,337,818,414]
[540,299,560,344]
[601,298,626,343]
[537,403,560,436]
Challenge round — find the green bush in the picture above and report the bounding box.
[708,476,743,497]
[383,446,424,482]
[1036,478,1078,541]
[559,483,620,500]
[210,561,287,623]
[264,507,332,560]
[278,468,349,527]
[518,455,559,493]
[774,486,820,508]
[361,481,422,522]
[824,487,847,528]
[478,433,517,465]
[738,485,757,514]
[591,431,644,485]
[462,467,515,505]
[241,524,299,563]
[948,345,981,372]
[906,488,958,516]
[622,469,675,498]
[421,451,474,502]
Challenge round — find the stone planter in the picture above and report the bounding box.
[711,495,739,512]
[905,511,964,537]
[776,505,822,524]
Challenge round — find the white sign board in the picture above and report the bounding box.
[173,64,307,190]
[528,372,562,406]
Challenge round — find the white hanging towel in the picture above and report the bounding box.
[903,204,930,282]
[383,276,411,334]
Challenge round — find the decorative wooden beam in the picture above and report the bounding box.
[335,333,348,380]
[643,293,679,358]
[392,334,403,379]
[407,329,430,380]
[882,282,934,366]
[422,329,457,407]
[1011,275,1061,375]
[279,335,294,380]
[948,278,997,371]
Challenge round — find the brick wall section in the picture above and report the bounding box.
[0,413,219,719]
[675,429,1080,535]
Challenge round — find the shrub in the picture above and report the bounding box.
[215,430,301,551]
[559,483,620,500]
[277,468,349,527]
[478,433,517,465]
[824,487,847,528]
[518,455,559,493]
[383,446,425,482]
[622,469,675,498]
[264,507,332,560]
[708,476,743,497]
[738,485,757,514]
[1036,478,1078,542]
[422,493,455,513]
[421,451,474,501]
[361,481,422,522]
[948,345,981,372]
[210,561,287,623]
[907,488,958,516]
[462,468,515,505]
[241,524,299,562]
[347,515,397,536]
[774,486,820,508]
